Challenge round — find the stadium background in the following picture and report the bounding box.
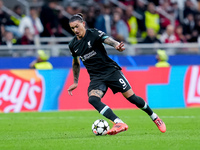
[0,0,200,113]
[1,65,200,112]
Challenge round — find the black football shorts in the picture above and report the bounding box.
[88,70,131,96]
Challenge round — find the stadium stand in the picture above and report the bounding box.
[0,0,199,59]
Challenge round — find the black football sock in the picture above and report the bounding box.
[127,94,153,116]
[100,106,119,122]
[89,96,118,121]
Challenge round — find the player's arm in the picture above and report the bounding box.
[103,37,125,52]
[72,56,80,84]
[68,57,80,96]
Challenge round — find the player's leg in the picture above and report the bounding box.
[88,89,119,122]
[122,89,166,133]
[88,80,124,124]
[107,70,166,133]
[88,89,128,135]
[122,89,154,116]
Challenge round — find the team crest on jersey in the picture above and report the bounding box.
[88,41,92,48]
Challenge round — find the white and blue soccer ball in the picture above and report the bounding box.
[92,119,110,136]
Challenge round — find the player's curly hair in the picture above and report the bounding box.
[69,13,84,23]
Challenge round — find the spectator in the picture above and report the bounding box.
[17,27,34,45]
[114,6,123,17]
[1,31,16,47]
[171,1,181,23]
[183,0,197,18]
[182,13,195,35]
[140,28,161,43]
[95,4,112,36]
[125,5,138,44]
[155,49,170,67]
[65,1,82,15]
[135,0,147,35]
[17,27,35,56]
[0,23,5,44]
[159,0,172,30]
[194,19,200,36]
[40,1,59,37]
[1,31,18,56]
[182,13,196,42]
[58,2,81,37]
[148,0,159,6]
[10,5,25,27]
[85,6,96,28]
[145,2,160,35]
[57,12,72,37]
[175,25,187,43]
[111,11,129,42]
[187,30,198,43]
[19,7,43,36]
[0,0,21,38]
[158,1,180,32]
[159,0,172,12]
[160,24,180,43]
[161,9,180,33]
[59,2,83,36]
[30,50,53,69]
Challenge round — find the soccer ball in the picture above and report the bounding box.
[92,119,110,136]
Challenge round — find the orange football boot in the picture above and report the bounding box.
[107,123,128,135]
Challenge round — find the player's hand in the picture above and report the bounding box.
[67,83,78,96]
[115,42,125,52]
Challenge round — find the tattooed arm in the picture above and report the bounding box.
[72,57,80,84]
[103,37,125,52]
[68,57,80,96]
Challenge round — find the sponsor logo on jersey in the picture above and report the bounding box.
[80,50,97,61]
[0,70,44,112]
[184,66,200,107]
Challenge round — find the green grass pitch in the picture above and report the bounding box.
[0,108,199,150]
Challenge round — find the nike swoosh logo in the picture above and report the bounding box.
[75,49,79,53]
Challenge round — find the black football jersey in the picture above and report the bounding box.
[69,28,121,79]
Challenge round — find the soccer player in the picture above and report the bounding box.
[68,13,166,135]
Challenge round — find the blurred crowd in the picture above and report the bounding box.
[0,0,200,49]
